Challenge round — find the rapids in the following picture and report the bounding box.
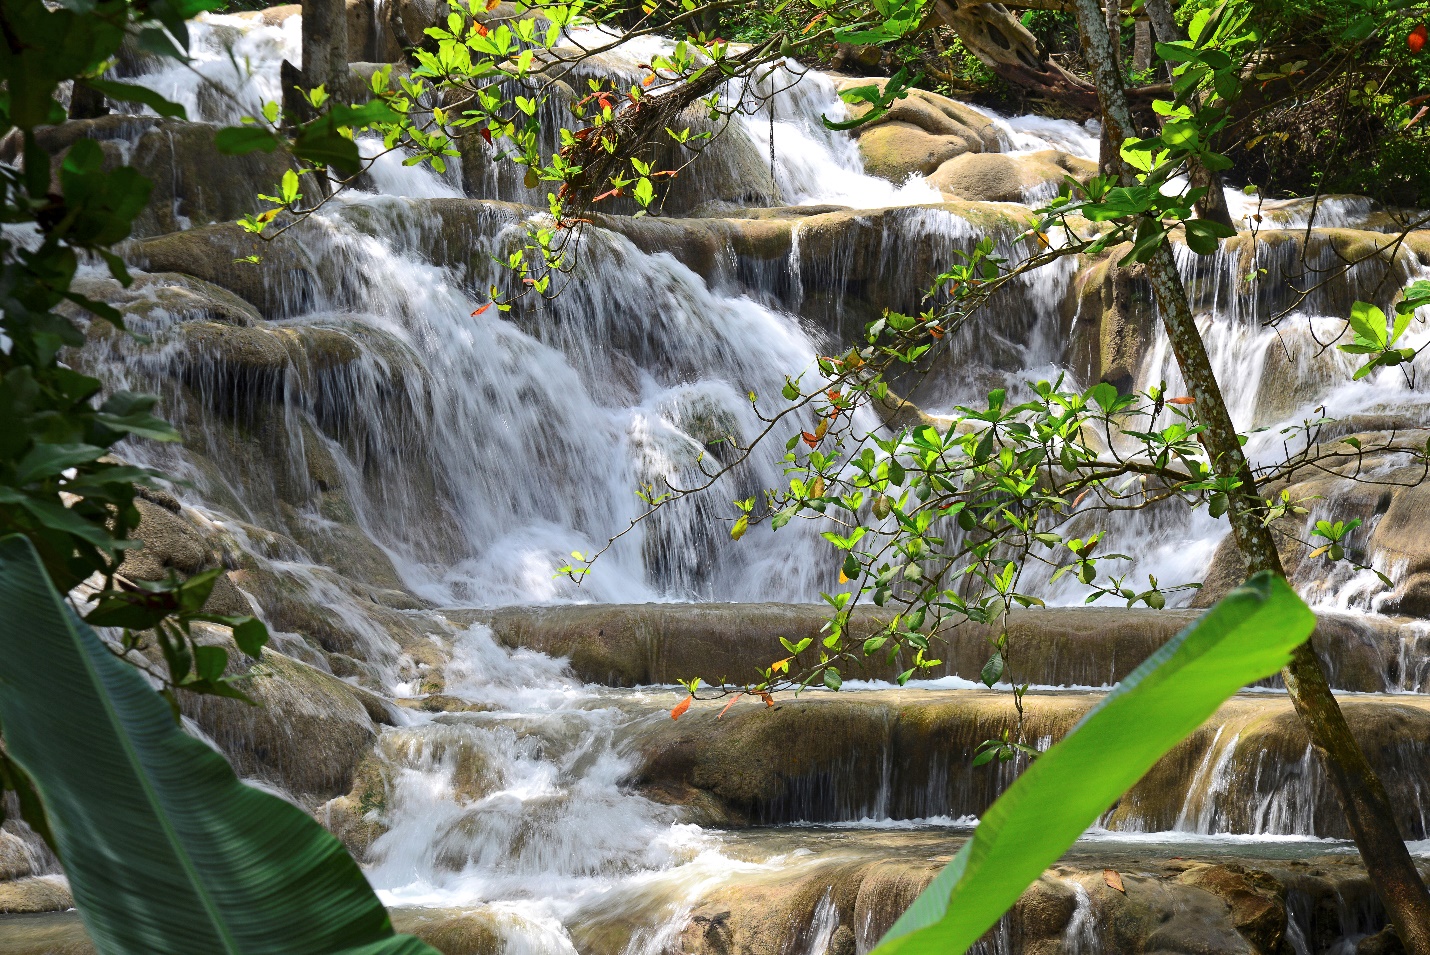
[8,6,1430,954]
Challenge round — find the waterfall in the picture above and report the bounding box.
[48,9,1430,954]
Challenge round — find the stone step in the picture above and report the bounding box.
[624,687,1430,841]
[452,603,1421,694]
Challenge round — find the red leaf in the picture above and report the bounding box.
[801,431,819,448]
[480,128,492,144]
[671,695,693,720]
[472,303,493,315]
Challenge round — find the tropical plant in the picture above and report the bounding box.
[0,533,440,955]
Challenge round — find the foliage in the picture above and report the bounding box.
[0,534,438,955]
[869,572,1315,955]
[0,0,285,716]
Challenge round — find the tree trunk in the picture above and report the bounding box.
[68,82,109,120]
[1098,0,1121,172]
[933,0,1100,110]
[1071,0,1430,948]
[1132,18,1152,73]
[301,0,349,102]
[1140,0,1235,228]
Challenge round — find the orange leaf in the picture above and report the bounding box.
[928,324,944,339]
[760,692,775,707]
[642,75,656,86]
[1166,396,1196,405]
[473,22,489,35]
[671,695,693,720]
[485,0,501,9]
[771,657,791,674]
[801,12,824,33]
[802,431,819,448]
[1103,869,1125,893]
[1072,489,1089,508]
[472,303,493,315]
[717,693,744,719]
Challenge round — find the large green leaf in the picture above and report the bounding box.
[0,534,439,955]
[872,572,1315,955]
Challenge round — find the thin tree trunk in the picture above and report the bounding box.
[302,0,350,102]
[1071,0,1430,948]
[1132,19,1152,74]
[1098,0,1121,173]
[1140,0,1235,228]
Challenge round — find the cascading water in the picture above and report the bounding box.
[24,7,1430,953]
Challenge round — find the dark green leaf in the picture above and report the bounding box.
[0,535,440,955]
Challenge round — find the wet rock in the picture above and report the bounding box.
[928,149,1096,203]
[316,753,389,861]
[1176,863,1287,953]
[1358,926,1407,955]
[65,271,261,328]
[182,636,388,802]
[0,833,35,883]
[0,877,73,914]
[632,688,1430,838]
[392,907,504,955]
[121,498,250,617]
[1065,251,1156,394]
[126,222,314,316]
[468,602,1399,693]
[10,117,303,237]
[835,82,1002,183]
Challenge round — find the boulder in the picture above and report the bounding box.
[928,149,1096,203]
[392,908,504,955]
[182,637,390,802]
[120,498,250,617]
[835,82,1003,184]
[0,876,73,914]
[9,117,304,238]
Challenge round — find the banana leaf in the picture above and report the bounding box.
[872,571,1316,955]
[0,534,439,955]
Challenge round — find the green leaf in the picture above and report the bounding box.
[979,651,1004,687]
[1347,301,1387,348]
[870,573,1313,955]
[1183,218,1235,255]
[214,126,281,155]
[80,79,187,119]
[1087,382,1118,413]
[0,534,440,955]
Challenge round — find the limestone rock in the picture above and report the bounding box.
[928,149,1096,203]
[0,830,36,882]
[0,876,73,914]
[393,908,504,955]
[182,638,387,802]
[835,82,1002,183]
[120,498,250,617]
[9,117,304,237]
[1176,863,1287,953]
